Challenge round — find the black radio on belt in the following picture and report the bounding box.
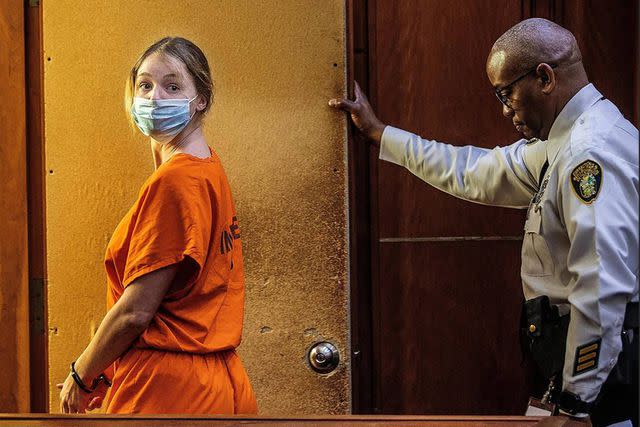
[521,295,570,381]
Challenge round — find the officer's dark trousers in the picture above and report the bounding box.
[590,380,638,426]
[591,331,639,427]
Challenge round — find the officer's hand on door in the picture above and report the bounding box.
[329,81,386,146]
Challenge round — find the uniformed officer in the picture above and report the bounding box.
[330,18,638,427]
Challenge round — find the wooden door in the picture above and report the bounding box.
[42,0,350,415]
[349,0,638,414]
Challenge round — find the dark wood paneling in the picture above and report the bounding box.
[375,241,534,414]
[528,0,556,19]
[373,0,527,238]
[377,168,527,238]
[26,0,48,413]
[558,0,638,127]
[353,0,638,416]
[358,0,535,416]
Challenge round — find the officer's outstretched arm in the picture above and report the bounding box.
[330,82,544,208]
[376,126,543,208]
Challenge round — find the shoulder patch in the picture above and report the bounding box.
[573,339,601,376]
[570,160,602,204]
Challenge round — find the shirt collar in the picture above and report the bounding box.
[545,83,603,163]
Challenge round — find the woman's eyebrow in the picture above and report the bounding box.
[162,73,182,80]
[137,72,183,81]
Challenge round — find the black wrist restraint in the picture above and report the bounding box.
[70,361,112,393]
[70,361,94,393]
[93,373,112,388]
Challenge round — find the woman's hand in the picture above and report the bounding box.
[54,265,180,414]
[86,380,109,411]
[57,373,92,414]
[57,369,110,413]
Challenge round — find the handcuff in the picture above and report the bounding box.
[70,361,112,394]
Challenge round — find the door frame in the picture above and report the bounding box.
[26,0,48,413]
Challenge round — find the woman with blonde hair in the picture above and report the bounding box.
[58,36,257,414]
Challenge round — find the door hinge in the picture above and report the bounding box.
[29,278,45,335]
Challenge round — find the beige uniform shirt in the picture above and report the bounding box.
[379,83,639,404]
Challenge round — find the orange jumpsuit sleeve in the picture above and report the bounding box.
[122,172,206,287]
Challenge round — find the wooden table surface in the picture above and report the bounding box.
[0,414,543,426]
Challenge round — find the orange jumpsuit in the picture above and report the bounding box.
[102,150,257,414]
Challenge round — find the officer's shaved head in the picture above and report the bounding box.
[488,18,582,76]
[485,18,589,141]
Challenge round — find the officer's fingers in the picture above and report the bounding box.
[56,383,63,389]
[354,81,370,104]
[354,81,363,100]
[329,98,358,113]
[328,98,341,108]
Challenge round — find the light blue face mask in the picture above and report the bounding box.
[131,96,197,143]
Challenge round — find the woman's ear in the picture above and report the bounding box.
[196,94,207,112]
[538,63,556,95]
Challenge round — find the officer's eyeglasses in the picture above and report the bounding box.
[494,63,557,109]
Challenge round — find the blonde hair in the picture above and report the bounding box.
[125,37,214,127]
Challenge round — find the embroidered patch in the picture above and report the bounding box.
[573,339,601,376]
[570,160,602,204]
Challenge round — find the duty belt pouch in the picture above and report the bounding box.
[522,296,570,380]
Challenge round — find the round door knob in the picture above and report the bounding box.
[308,341,340,373]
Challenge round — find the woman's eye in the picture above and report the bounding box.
[168,84,179,92]
[138,82,152,90]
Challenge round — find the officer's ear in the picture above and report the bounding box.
[537,63,556,94]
